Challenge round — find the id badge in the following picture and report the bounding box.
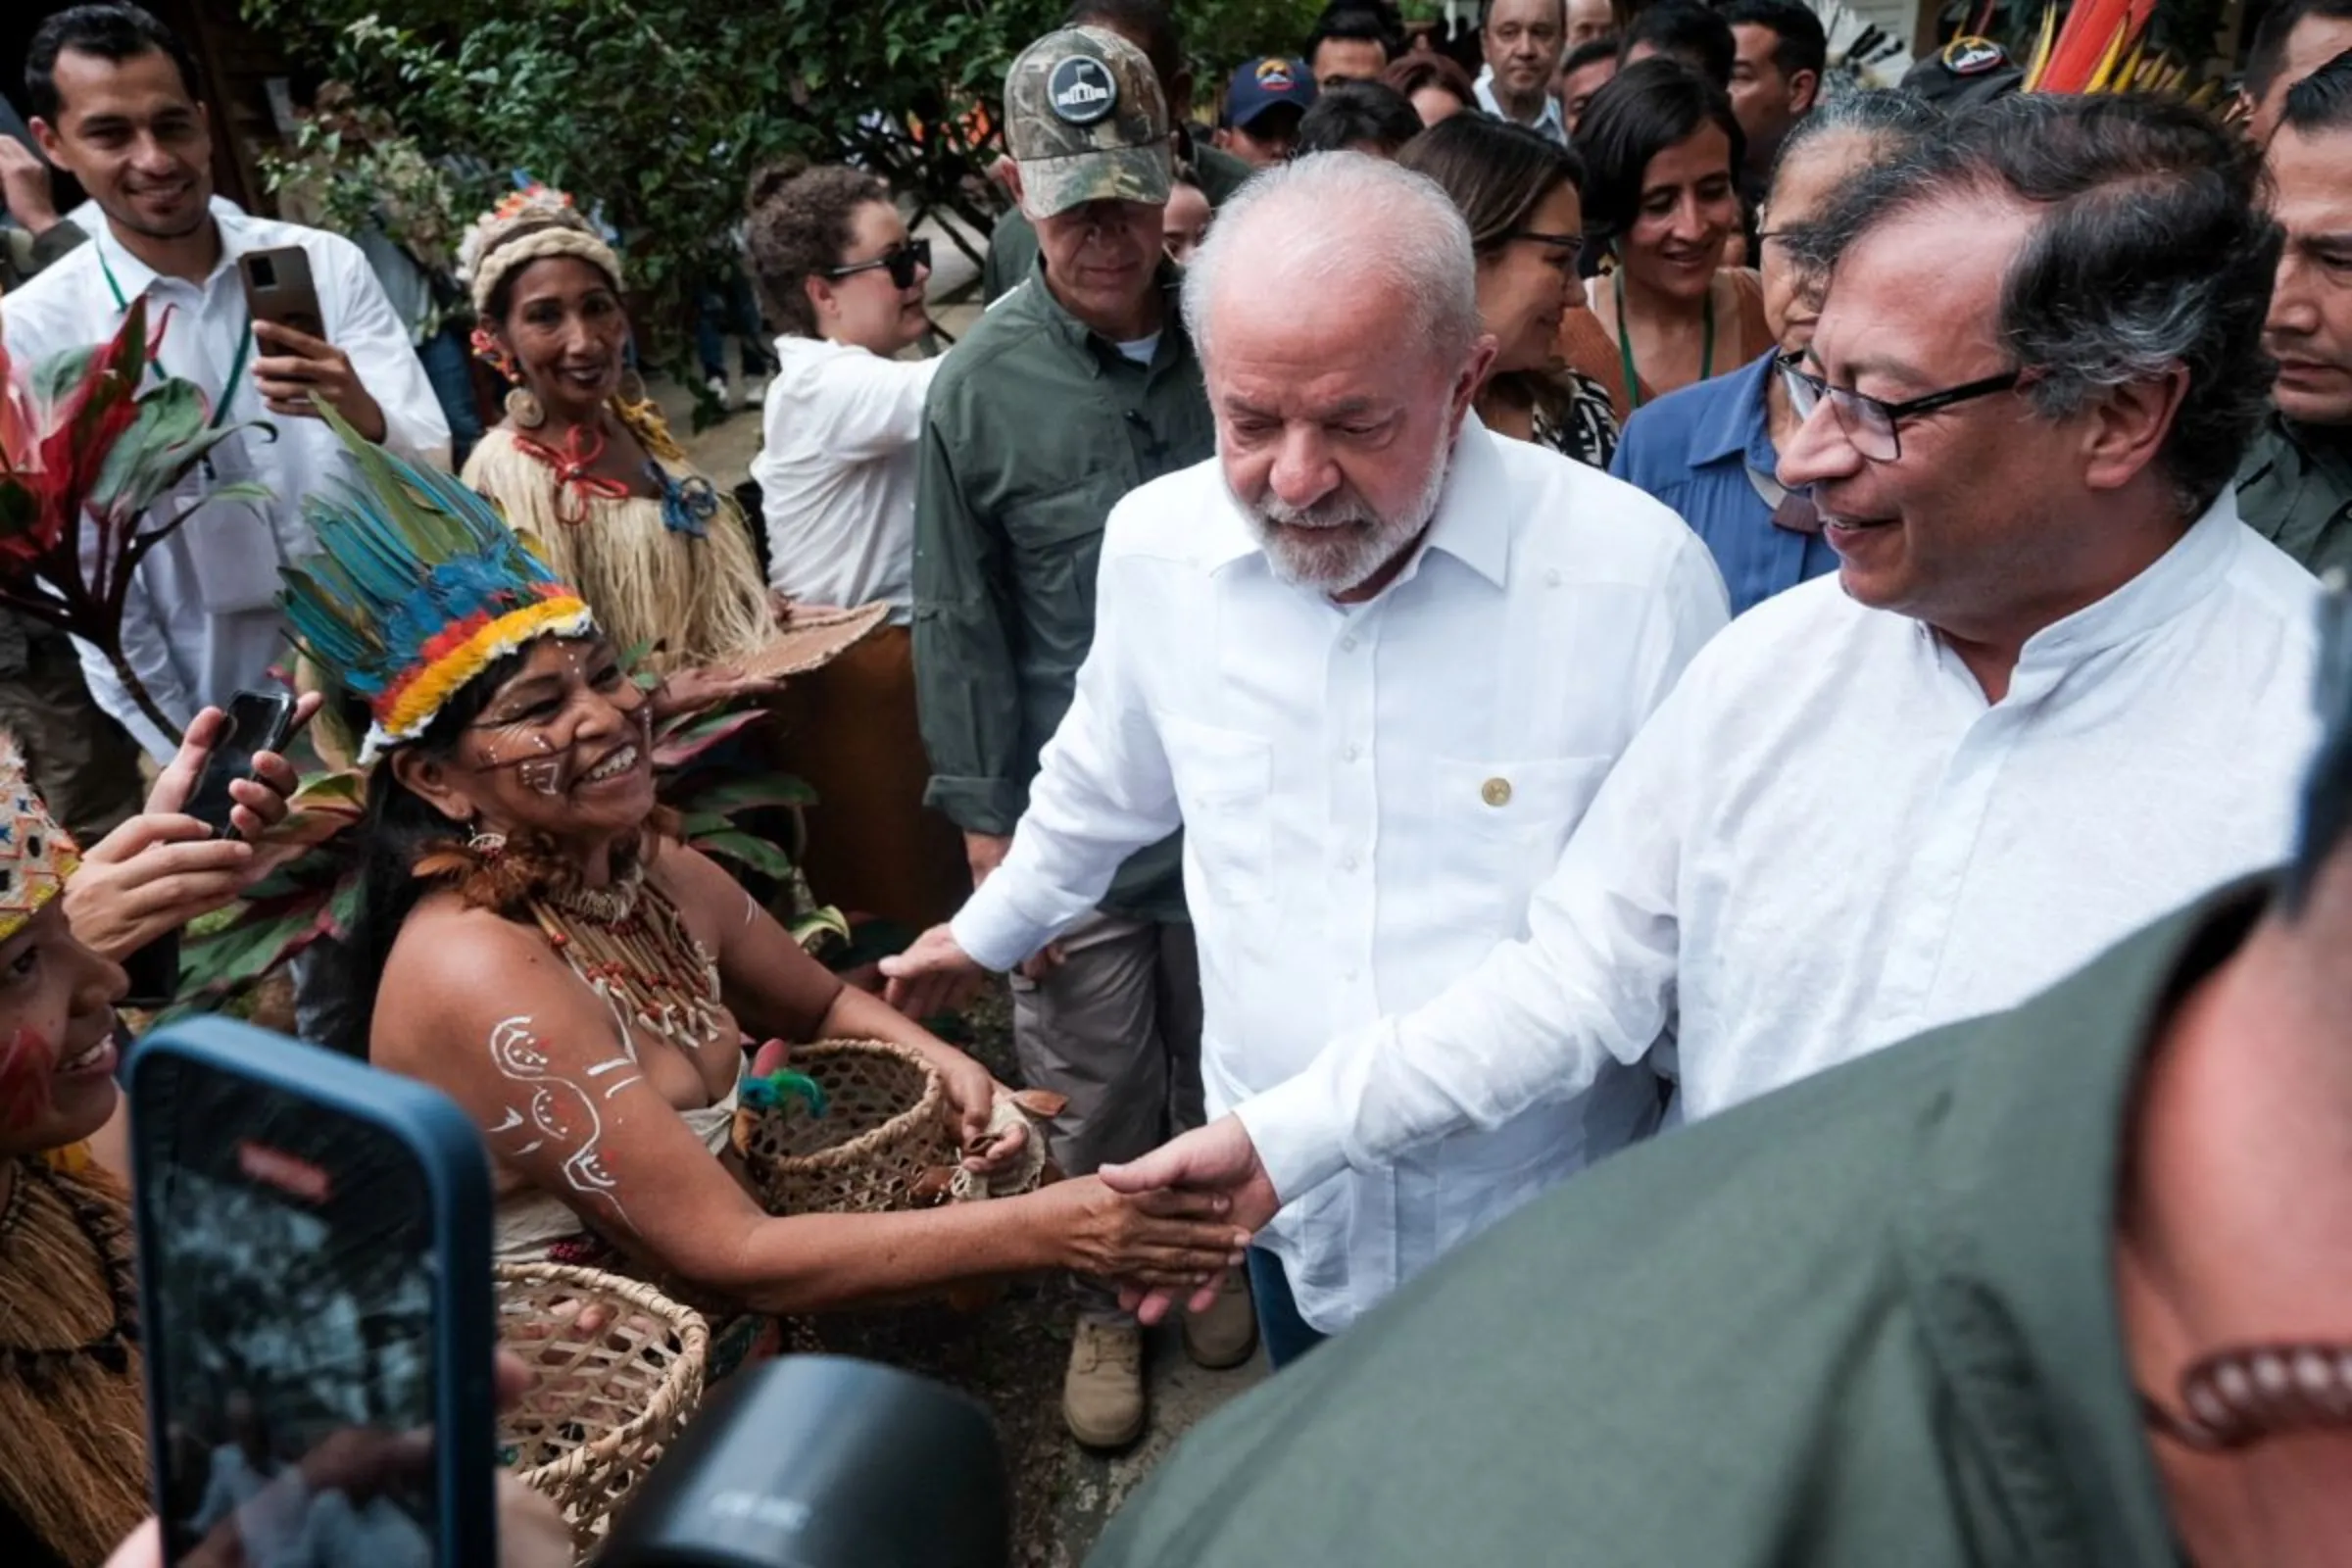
[171,435,283,614]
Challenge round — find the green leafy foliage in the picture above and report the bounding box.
[238,0,1323,374]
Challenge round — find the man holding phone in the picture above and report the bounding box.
[2,3,447,760]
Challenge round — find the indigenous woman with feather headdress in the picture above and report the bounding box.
[299,417,1250,1350]
[455,188,778,709]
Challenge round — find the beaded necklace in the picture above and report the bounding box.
[525,860,727,1055]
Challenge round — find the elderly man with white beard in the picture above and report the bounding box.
[882,152,1729,1365]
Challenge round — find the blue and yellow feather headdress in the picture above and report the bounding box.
[280,407,597,763]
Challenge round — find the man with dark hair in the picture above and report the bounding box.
[6,3,444,760]
[980,0,1253,302]
[1090,576,2352,1565]
[1617,0,1735,87]
[1303,7,1397,88]
[1476,0,1570,143]
[1099,97,2328,1368]
[1213,56,1316,169]
[1720,0,1824,197]
[1293,78,1424,156]
[1554,35,1618,132]
[2240,0,2352,142]
[2238,49,2352,574]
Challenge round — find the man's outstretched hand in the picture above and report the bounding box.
[879,922,991,1020]
[1100,1115,1281,1325]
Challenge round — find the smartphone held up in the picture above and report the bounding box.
[127,1022,498,1567]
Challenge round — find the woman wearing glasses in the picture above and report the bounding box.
[457,187,777,701]
[742,163,966,927]
[1397,115,1622,469]
[1609,92,1941,615]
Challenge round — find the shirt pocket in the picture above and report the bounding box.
[1002,477,1109,622]
[1161,715,1272,908]
[1424,755,1616,936]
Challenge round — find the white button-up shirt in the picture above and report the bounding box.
[1241,497,2323,1204]
[752,335,944,623]
[953,417,1731,1332]
[2,208,448,758]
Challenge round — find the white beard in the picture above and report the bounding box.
[1232,439,1453,594]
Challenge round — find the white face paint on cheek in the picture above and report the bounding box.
[517,758,564,796]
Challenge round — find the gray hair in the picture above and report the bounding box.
[1180,152,1483,372]
[1788,94,2280,518]
[1766,88,1941,202]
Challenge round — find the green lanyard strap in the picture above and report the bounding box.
[97,242,256,433]
[1615,272,1714,414]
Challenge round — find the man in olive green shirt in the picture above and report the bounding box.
[1094,581,2352,1567]
[912,24,1233,1448]
[978,0,1252,303]
[2239,52,2352,575]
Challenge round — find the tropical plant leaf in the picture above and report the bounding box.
[693,827,797,880]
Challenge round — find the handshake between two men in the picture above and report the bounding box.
[883,926,1277,1324]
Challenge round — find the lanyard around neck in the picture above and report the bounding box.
[1616,273,1714,413]
[96,241,255,433]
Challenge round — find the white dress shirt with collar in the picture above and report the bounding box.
[1474,70,1571,145]
[1239,496,2324,1205]
[751,335,945,623]
[1,207,449,758]
[952,416,1731,1333]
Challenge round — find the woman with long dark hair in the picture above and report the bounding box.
[1399,115,1621,467]
[1559,57,1775,414]
[311,425,1248,1349]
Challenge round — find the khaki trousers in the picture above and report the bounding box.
[1010,909,1203,1319]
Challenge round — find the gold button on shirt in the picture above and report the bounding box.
[1482,777,1513,808]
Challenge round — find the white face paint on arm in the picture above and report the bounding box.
[486,1014,642,1233]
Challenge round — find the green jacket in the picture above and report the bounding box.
[979,140,1252,305]
[912,258,1215,924]
[2237,414,2352,579]
[1091,887,2266,1567]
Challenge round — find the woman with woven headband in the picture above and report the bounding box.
[0,710,316,1566]
[456,187,778,703]
[293,418,1251,1346]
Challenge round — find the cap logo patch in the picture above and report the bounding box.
[1257,59,1297,88]
[1942,36,2008,75]
[1050,56,1119,123]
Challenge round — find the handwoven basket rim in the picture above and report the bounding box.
[494,1260,710,1488]
[749,1038,948,1174]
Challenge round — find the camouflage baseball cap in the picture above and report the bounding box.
[1004,26,1173,219]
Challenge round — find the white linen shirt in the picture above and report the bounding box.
[1473,69,1571,145]
[752,335,945,622]
[1,208,448,758]
[953,417,1731,1332]
[1240,496,2324,1205]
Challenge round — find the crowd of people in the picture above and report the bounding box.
[2,0,2351,1558]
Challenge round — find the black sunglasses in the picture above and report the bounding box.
[821,237,932,289]
[1777,352,2026,463]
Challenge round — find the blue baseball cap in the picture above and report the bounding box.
[1226,56,1317,129]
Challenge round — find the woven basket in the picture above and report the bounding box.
[735,1038,954,1215]
[496,1262,710,1557]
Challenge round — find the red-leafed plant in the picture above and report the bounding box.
[0,298,273,742]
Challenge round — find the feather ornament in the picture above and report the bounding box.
[280,402,597,760]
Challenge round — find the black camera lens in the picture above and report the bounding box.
[249,255,277,289]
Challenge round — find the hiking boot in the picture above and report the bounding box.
[1063,1316,1146,1448]
[1180,1268,1259,1370]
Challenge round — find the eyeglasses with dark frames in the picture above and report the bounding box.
[1776,352,2027,463]
[1506,229,1584,266]
[820,237,933,290]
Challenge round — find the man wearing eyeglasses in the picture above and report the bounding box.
[910,24,1227,1449]
[1093,95,2328,1312]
